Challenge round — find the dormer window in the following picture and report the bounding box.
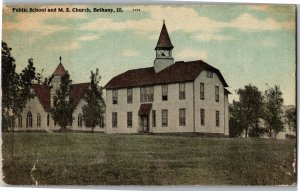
[206,71,213,78]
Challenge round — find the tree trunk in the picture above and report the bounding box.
[61,125,67,132]
[245,128,248,138]
[10,123,15,165]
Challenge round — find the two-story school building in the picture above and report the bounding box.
[104,22,230,135]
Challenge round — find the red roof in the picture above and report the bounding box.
[31,83,90,112]
[104,60,228,89]
[70,83,90,107]
[53,63,67,76]
[155,23,173,50]
[32,84,51,111]
[138,104,152,115]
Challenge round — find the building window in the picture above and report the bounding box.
[200,83,205,100]
[112,112,118,128]
[127,112,132,128]
[26,112,32,128]
[206,71,213,78]
[162,109,168,127]
[200,109,205,126]
[179,83,185,100]
[54,120,57,126]
[162,84,168,101]
[47,114,50,126]
[69,115,73,126]
[18,115,22,128]
[127,88,133,104]
[140,86,154,102]
[99,115,104,128]
[215,86,219,102]
[179,108,186,126]
[152,110,156,127]
[216,111,220,127]
[112,90,118,104]
[37,113,41,127]
[78,114,83,127]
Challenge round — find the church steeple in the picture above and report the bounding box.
[155,20,174,50]
[53,56,67,76]
[154,21,174,73]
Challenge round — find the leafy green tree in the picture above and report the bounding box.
[82,68,105,132]
[263,85,284,138]
[50,73,74,131]
[2,42,38,132]
[19,58,39,107]
[248,126,267,138]
[2,41,19,131]
[230,84,264,138]
[229,102,244,137]
[285,106,296,133]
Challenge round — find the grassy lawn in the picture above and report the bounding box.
[2,132,296,185]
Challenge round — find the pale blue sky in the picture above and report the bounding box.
[3,4,296,105]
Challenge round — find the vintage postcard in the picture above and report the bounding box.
[1,4,296,186]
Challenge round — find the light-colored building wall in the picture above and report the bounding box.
[224,94,229,135]
[14,91,105,132]
[105,77,230,135]
[69,99,105,132]
[106,87,141,134]
[194,70,227,134]
[149,82,194,133]
[13,97,60,131]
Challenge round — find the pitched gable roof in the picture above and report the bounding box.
[31,83,90,112]
[104,60,228,89]
[32,84,51,111]
[155,23,173,50]
[70,83,90,108]
[224,88,231,94]
[53,63,67,76]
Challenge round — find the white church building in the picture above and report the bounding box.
[104,22,230,135]
[13,58,105,132]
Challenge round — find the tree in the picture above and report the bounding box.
[263,85,284,138]
[2,41,19,131]
[230,84,264,138]
[18,58,39,109]
[50,73,74,131]
[82,68,105,132]
[2,42,38,132]
[229,102,244,137]
[285,106,296,133]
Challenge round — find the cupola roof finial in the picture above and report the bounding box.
[155,20,173,50]
[59,56,62,64]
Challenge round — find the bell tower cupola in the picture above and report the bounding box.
[154,20,174,73]
[50,56,68,106]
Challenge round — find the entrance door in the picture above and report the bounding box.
[142,115,149,132]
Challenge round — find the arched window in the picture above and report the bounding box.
[78,114,82,127]
[18,115,22,128]
[37,113,41,127]
[99,115,104,128]
[26,112,32,128]
[47,114,50,126]
[68,115,73,126]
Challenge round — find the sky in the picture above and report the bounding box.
[2,4,296,105]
